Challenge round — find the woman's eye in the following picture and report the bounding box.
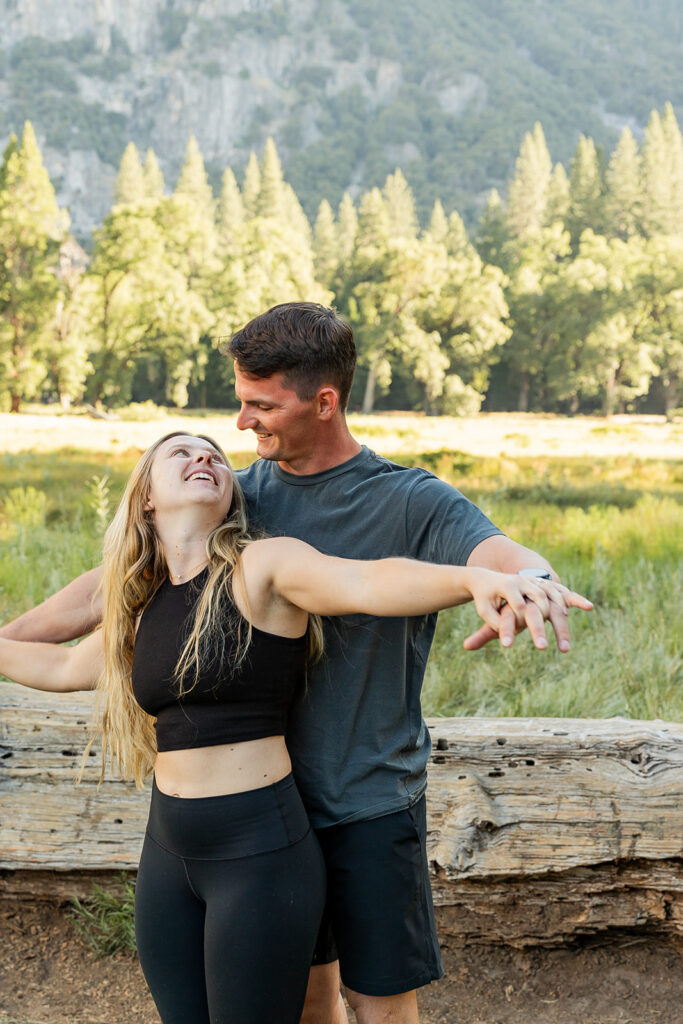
[173,449,189,456]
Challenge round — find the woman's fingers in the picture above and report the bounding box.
[466,575,593,652]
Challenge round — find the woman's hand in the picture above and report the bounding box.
[463,568,593,651]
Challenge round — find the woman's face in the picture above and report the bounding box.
[146,435,233,521]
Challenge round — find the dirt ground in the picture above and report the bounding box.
[1,902,682,1024]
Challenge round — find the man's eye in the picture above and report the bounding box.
[258,405,272,411]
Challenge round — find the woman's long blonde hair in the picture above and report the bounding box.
[84,431,322,788]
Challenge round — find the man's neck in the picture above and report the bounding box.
[277,428,362,476]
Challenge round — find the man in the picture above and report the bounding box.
[2,302,589,1024]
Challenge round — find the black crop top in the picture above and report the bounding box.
[131,569,307,752]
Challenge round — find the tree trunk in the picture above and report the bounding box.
[362,362,378,414]
[517,371,529,412]
[10,393,21,413]
[603,367,617,418]
[663,375,679,422]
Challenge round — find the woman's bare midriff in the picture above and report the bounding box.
[154,735,292,798]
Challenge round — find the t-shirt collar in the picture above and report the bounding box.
[271,445,372,486]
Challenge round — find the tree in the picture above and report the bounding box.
[661,103,683,235]
[258,137,285,220]
[505,122,553,238]
[426,200,448,245]
[476,189,509,269]
[0,123,69,411]
[115,143,145,205]
[605,127,641,239]
[313,200,339,290]
[567,135,605,245]
[502,223,571,411]
[382,169,418,239]
[83,204,212,407]
[337,192,358,263]
[242,152,261,218]
[641,109,672,236]
[546,163,570,226]
[636,236,683,419]
[217,167,245,250]
[549,233,655,416]
[175,135,215,221]
[143,148,165,199]
[47,238,91,409]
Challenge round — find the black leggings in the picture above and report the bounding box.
[135,774,326,1024]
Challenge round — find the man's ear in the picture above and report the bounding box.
[316,386,340,420]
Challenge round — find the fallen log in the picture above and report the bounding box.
[2,682,682,944]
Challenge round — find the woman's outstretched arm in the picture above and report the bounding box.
[0,629,103,692]
[244,538,593,649]
[0,567,104,643]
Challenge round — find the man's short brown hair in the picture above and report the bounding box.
[228,302,356,410]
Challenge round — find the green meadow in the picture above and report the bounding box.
[1,419,680,722]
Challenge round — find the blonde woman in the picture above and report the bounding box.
[0,431,592,1024]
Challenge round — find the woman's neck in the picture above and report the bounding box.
[154,511,216,582]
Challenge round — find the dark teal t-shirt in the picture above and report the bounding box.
[237,446,502,828]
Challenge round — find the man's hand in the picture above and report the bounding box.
[463,579,593,652]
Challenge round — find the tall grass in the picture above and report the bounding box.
[0,448,680,721]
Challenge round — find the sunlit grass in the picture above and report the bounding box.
[0,443,680,721]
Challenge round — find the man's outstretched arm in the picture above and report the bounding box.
[0,566,104,643]
[465,534,588,652]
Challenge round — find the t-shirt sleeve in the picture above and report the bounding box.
[405,472,503,566]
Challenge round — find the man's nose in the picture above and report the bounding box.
[236,405,256,430]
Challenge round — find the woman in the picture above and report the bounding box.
[0,431,588,1024]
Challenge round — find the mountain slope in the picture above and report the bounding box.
[0,0,681,238]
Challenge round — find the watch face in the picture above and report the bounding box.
[518,568,553,580]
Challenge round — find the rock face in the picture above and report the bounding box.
[0,0,679,238]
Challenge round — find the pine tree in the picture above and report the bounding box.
[567,135,605,245]
[661,103,683,235]
[382,169,418,239]
[426,200,448,244]
[313,200,339,290]
[175,135,214,220]
[445,211,472,258]
[505,122,553,237]
[281,182,313,245]
[356,188,391,248]
[605,127,641,239]
[143,148,165,199]
[218,167,245,247]
[337,192,358,262]
[115,142,145,205]
[242,152,261,219]
[258,137,285,220]
[0,123,69,411]
[546,163,570,225]
[641,109,670,236]
[476,189,509,268]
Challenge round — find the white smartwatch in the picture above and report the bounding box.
[517,568,553,580]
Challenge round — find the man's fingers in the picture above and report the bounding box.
[547,599,572,652]
[522,600,548,650]
[463,623,499,650]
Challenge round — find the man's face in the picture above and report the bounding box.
[234,365,317,465]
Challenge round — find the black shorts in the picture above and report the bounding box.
[311,796,444,997]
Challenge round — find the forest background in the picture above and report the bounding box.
[1,0,683,419]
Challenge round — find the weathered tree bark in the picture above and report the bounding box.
[2,683,683,944]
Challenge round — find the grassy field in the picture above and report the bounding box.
[1,411,681,721]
